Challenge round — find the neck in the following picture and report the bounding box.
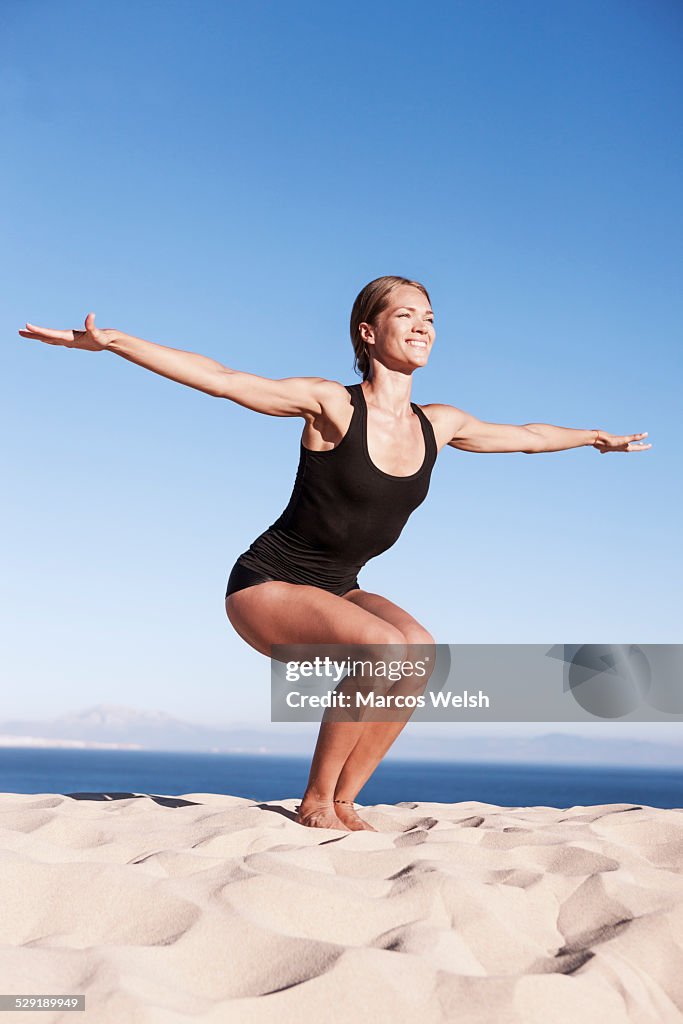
[362,366,414,417]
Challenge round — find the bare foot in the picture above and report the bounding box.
[295,801,351,831]
[333,801,378,832]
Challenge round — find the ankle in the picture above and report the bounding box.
[301,789,334,805]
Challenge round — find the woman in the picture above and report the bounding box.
[19,275,650,832]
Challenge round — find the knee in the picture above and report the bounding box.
[360,623,434,661]
[402,625,436,682]
[403,625,436,649]
[364,622,406,648]
[360,622,408,665]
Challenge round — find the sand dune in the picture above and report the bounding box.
[0,792,682,1023]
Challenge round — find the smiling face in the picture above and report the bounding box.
[359,284,436,377]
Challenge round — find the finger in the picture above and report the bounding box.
[24,323,73,341]
[18,331,56,344]
[85,312,96,328]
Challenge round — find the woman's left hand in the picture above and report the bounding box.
[594,431,651,453]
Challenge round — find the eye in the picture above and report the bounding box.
[398,313,435,324]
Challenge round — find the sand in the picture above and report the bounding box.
[0,792,682,1023]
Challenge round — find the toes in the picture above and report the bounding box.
[297,810,350,831]
[335,808,378,831]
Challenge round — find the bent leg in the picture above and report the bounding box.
[226,581,408,830]
[331,589,436,823]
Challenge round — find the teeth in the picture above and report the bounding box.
[406,341,427,348]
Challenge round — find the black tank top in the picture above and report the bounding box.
[236,383,438,593]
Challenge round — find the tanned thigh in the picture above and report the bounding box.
[225,582,407,657]
[342,589,435,647]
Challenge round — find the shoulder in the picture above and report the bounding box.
[312,378,353,412]
[415,402,469,448]
[303,378,353,430]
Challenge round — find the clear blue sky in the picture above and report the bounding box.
[1,1,681,742]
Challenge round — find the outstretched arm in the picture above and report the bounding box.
[428,404,651,454]
[18,312,338,418]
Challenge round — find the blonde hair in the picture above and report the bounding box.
[349,275,432,380]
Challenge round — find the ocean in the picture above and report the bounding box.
[0,749,681,808]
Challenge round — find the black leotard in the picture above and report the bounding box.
[225,383,438,597]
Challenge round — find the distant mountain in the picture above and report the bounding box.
[0,705,681,766]
[0,704,285,754]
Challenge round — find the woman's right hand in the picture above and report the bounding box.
[18,312,117,352]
